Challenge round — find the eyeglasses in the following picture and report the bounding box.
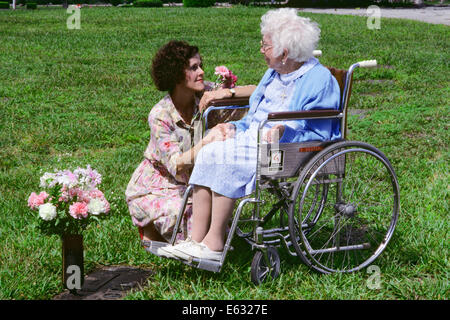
[260,40,273,52]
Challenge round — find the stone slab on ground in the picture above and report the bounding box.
[53,265,153,300]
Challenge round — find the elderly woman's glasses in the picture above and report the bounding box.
[260,40,273,52]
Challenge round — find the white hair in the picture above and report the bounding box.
[260,8,321,63]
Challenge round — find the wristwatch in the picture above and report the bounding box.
[229,88,236,98]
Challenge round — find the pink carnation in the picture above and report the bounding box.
[214,66,230,77]
[223,72,238,88]
[28,191,49,210]
[68,188,89,203]
[88,189,105,199]
[69,202,89,219]
[214,66,237,89]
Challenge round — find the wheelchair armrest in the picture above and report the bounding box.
[209,97,250,107]
[203,98,250,130]
[267,109,342,121]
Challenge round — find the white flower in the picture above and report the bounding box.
[87,198,107,215]
[39,172,56,188]
[56,170,79,189]
[38,203,57,221]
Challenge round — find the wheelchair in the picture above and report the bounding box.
[142,56,400,285]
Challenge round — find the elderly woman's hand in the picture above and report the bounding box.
[264,124,285,143]
[199,89,231,112]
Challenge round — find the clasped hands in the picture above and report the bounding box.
[200,89,285,144]
[204,122,285,145]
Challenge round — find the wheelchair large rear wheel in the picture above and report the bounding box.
[288,141,400,274]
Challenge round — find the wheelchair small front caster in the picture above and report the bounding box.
[250,247,281,285]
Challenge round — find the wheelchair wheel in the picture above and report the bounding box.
[288,141,400,274]
[250,247,281,285]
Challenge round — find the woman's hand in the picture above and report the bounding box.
[203,123,236,145]
[264,124,285,143]
[199,89,231,112]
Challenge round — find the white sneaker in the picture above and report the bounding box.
[157,238,195,259]
[174,241,223,261]
[158,238,201,260]
[156,245,177,259]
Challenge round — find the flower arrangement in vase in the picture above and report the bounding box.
[28,165,110,236]
[27,165,111,293]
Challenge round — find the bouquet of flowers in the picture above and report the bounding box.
[28,165,110,236]
[213,65,238,89]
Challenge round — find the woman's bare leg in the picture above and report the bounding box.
[191,186,213,243]
[142,222,167,242]
[201,192,235,251]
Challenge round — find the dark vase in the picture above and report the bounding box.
[61,234,84,293]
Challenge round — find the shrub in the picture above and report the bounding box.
[108,0,124,6]
[26,2,37,9]
[134,0,163,6]
[0,1,9,9]
[183,0,216,7]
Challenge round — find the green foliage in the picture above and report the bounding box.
[134,0,163,7]
[0,1,9,8]
[183,0,216,7]
[108,0,124,6]
[26,2,37,9]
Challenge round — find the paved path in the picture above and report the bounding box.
[299,7,450,26]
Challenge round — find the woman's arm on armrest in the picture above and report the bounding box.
[199,85,256,111]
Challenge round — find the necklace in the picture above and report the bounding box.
[280,89,288,103]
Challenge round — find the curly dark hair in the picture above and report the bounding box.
[150,40,201,92]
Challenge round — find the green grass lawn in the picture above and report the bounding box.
[0,6,448,300]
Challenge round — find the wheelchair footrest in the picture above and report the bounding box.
[188,258,222,273]
[141,240,170,256]
[142,240,223,273]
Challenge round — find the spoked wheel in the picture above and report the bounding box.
[288,141,400,274]
[250,247,281,285]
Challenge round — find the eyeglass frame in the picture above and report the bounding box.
[260,40,273,52]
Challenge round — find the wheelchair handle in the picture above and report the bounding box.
[358,60,377,68]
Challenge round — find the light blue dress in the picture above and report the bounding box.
[189,58,341,199]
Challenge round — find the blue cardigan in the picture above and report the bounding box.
[231,62,341,143]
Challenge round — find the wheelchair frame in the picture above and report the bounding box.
[142,58,400,285]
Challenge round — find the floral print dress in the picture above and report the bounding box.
[126,87,247,242]
[125,95,200,242]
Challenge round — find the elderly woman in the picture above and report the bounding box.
[126,40,255,242]
[159,9,341,260]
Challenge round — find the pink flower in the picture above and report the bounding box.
[69,202,89,219]
[68,188,89,202]
[88,189,104,199]
[214,66,230,77]
[28,191,49,210]
[223,72,238,88]
[214,66,238,89]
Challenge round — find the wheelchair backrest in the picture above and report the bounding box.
[326,66,353,139]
